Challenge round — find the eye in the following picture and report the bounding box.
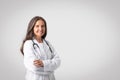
[41,25,45,28]
[35,25,39,28]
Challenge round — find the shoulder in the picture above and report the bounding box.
[44,39,50,43]
[44,39,55,49]
[44,39,52,45]
[24,40,33,47]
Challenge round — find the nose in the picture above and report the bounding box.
[38,26,43,31]
[38,26,41,29]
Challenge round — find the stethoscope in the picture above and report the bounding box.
[32,39,53,59]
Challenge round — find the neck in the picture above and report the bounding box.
[35,37,43,43]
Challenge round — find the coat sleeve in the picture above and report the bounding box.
[23,40,44,73]
[42,41,61,72]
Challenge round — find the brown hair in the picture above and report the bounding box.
[20,16,47,55]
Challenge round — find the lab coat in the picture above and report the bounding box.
[23,38,61,80]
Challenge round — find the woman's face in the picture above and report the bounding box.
[33,20,45,38]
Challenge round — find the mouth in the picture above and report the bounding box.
[39,31,44,34]
[36,30,44,35]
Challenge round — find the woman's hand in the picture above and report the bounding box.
[33,59,44,67]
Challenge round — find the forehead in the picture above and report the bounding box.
[35,20,45,25]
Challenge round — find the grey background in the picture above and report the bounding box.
[0,0,120,80]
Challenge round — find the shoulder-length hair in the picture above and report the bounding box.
[20,16,47,55]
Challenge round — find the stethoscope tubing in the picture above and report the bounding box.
[32,39,53,59]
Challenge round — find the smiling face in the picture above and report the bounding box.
[33,20,46,39]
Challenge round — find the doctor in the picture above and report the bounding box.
[20,16,61,80]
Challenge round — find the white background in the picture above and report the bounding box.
[0,0,120,80]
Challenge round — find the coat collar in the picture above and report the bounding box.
[32,37,48,48]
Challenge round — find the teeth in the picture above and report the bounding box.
[37,31,43,34]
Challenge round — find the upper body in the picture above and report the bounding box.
[23,38,61,74]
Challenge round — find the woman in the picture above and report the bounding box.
[20,16,61,80]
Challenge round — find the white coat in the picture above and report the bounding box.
[23,38,61,80]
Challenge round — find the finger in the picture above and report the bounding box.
[34,63,41,66]
[34,61,41,65]
[35,64,42,67]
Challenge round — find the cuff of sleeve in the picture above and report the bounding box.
[43,60,49,71]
